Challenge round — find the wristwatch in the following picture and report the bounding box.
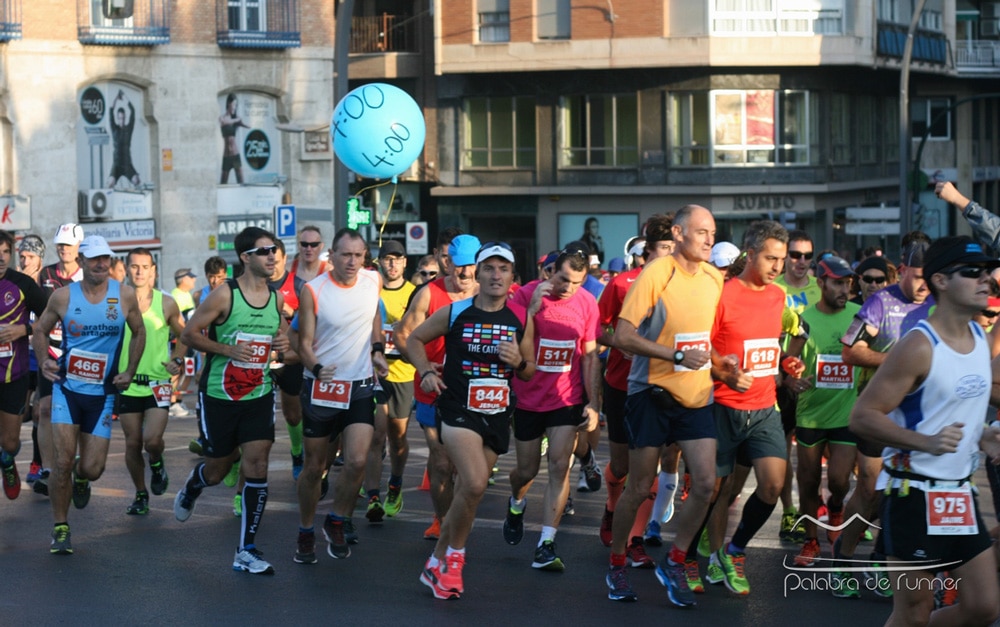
[673,350,685,365]
[173,357,184,367]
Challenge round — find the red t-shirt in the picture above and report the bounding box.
[413,277,455,405]
[711,279,785,410]
[598,267,641,391]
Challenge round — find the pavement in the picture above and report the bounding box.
[2,395,989,625]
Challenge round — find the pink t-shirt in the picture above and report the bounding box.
[510,279,600,412]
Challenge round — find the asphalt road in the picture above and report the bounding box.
[0,398,944,626]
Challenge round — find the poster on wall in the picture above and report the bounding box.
[217,92,283,186]
[557,213,639,269]
[76,82,151,192]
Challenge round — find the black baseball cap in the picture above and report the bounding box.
[923,236,1000,278]
[380,240,406,257]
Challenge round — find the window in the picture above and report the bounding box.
[829,93,850,165]
[216,0,299,49]
[479,0,510,43]
[561,94,638,167]
[228,0,263,32]
[671,89,809,166]
[857,95,878,164]
[463,97,536,168]
[883,97,899,163]
[911,98,950,140]
[712,0,843,36]
[920,10,942,32]
[78,0,169,45]
[92,0,134,28]
[877,0,896,23]
[537,0,570,39]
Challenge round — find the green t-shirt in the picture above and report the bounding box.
[775,275,821,316]
[120,290,171,397]
[796,301,861,430]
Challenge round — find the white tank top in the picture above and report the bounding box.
[879,320,989,483]
[304,269,381,382]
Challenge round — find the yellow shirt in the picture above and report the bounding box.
[618,255,723,408]
[381,281,416,382]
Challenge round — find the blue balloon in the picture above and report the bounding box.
[330,83,426,180]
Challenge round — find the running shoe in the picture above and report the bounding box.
[705,553,724,585]
[794,538,821,567]
[173,483,200,522]
[577,469,590,492]
[779,509,798,541]
[862,528,874,542]
[233,494,242,517]
[365,495,385,524]
[332,454,344,467]
[72,468,91,510]
[169,402,191,418]
[384,484,403,517]
[50,524,72,555]
[233,547,275,575]
[864,558,893,598]
[27,461,42,484]
[126,491,149,515]
[323,515,350,559]
[440,551,466,594]
[581,458,603,492]
[684,558,705,593]
[655,560,696,607]
[540,436,548,457]
[532,540,565,571]
[934,572,958,608]
[344,518,359,544]
[188,439,203,455]
[826,510,844,545]
[599,507,614,547]
[319,471,330,500]
[1,459,20,500]
[644,520,662,547]
[421,559,460,600]
[291,452,304,480]
[149,461,169,496]
[294,530,318,564]
[563,497,575,517]
[503,503,525,545]
[830,569,861,599]
[717,549,750,595]
[627,537,655,569]
[32,469,49,496]
[424,516,441,540]
[817,503,829,523]
[606,565,638,602]
[697,527,711,558]
[222,459,240,488]
[680,472,691,501]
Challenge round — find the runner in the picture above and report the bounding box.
[173,226,289,575]
[32,235,145,555]
[268,240,305,480]
[502,243,601,571]
[292,225,331,282]
[0,230,47,499]
[16,234,46,484]
[293,227,388,562]
[851,235,1000,626]
[409,242,536,599]
[604,205,723,606]
[116,247,187,515]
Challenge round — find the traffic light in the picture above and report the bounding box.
[346,197,372,230]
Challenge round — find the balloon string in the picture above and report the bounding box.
[377,182,399,248]
[350,180,394,247]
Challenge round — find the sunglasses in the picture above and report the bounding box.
[944,265,990,280]
[982,309,1000,318]
[788,251,814,261]
[860,275,887,285]
[419,270,438,277]
[243,245,278,257]
[299,241,322,248]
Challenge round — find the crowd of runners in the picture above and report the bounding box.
[3,180,1000,625]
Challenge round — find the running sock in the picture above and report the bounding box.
[240,477,268,550]
[185,462,208,497]
[604,463,626,511]
[539,526,556,545]
[610,552,627,568]
[287,421,303,457]
[299,526,314,534]
[730,492,776,551]
[509,496,526,514]
[388,474,403,489]
[32,424,41,464]
[0,450,12,467]
[427,555,440,568]
[446,546,465,557]
[650,471,679,522]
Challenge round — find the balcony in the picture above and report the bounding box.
[77,0,169,46]
[217,0,300,50]
[876,20,948,65]
[955,40,1000,73]
[0,0,21,42]
[350,13,417,53]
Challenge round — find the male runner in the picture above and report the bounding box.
[33,235,145,554]
[268,241,305,480]
[291,225,330,282]
[174,227,289,575]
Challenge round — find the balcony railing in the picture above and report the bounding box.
[876,20,947,65]
[0,0,21,42]
[955,40,1000,72]
[350,13,417,53]
[217,0,300,49]
[77,0,169,46]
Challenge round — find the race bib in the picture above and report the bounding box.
[66,349,108,385]
[742,338,781,377]
[926,484,978,535]
[816,354,853,389]
[233,332,272,370]
[312,378,352,409]
[150,381,173,408]
[674,331,711,372]
[537,338,574,373]
[383,324,399,357]
[0,341,11,358]
[467,378,510,415]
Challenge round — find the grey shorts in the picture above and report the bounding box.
[381,379,414,420]
[714,403,786,477]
